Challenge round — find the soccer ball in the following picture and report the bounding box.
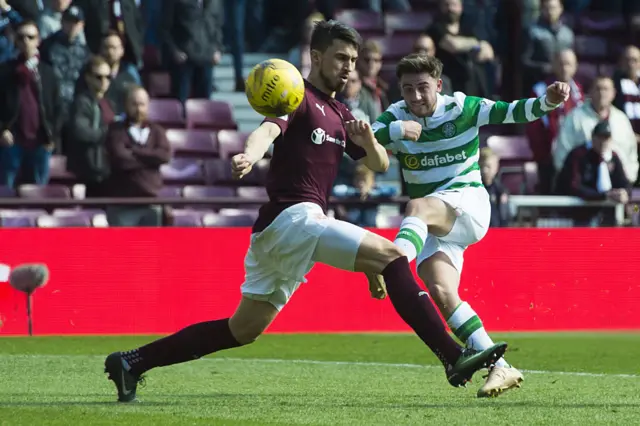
[245,59,305,118]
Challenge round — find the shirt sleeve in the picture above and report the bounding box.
[371,102,405,148]
[261,97,307,134]
[472,94,560,127]
[342,107,367,160]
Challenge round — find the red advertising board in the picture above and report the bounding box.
[0,228,638,335]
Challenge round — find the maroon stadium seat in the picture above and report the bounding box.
[217,130,250,159]
[146,72,172,98]
[204,159,233,184]
[0,186,15,197]
[574,35,609,61]
[185,99,237,131]
[37,214,93,228]
[575,62,599,87]
[498,167,525,195]
[48,155,76,183]
[335,9,385,35]
[170,209,205,227]
[486,135,533,166]
[237,186,267,199]
[18,184,71,199]
[148,99,185,128]
[523,161,539,194]
[385,11,433,34]
[182,185,236,199]
[158,186,183,197]
[202,212,255,227]
[160,158,205,185]
[368,35,416,60]
[166,129,219,157]
[0,209,46,227]
[142,45,162,70]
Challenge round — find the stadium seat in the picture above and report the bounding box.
[185,99,237,131]
[486,135,533,166]
[217,130,250,159]
[369,35,416,60]
[146,72,172,98]
[0,209,46,227]
[166,129,219,157]
[148,99,185,128]
[204,159,233,184]
[18,184,72,199]
[169,209,208,227]
[48,155,76,183]
[182,185,236,199]
[37,214,93,228]
[574,35,609,61]
[237,186,268,199]
[52,208,109,227]
[219,208,260,220]
[160,158,206,185]
[523,161,539,194]
[0,186,15,197]
[376,214,403,228]
[575,62,599,87]
[384,11,433,34]
[142,45,162,70]
[498,167,525,195]
[202,212,256,227]
[158,186,183,197]
[335,9,385,35]
[578,13,625,34]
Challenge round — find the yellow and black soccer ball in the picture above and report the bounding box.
[245,59,305,118]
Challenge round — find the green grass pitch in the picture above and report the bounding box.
[1,333,639,425]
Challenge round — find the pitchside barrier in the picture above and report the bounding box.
[0,227,638,335]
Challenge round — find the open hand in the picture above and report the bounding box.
[345,120,375,148]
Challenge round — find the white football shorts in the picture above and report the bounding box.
[416,186,491,272]
[240,202,368,310]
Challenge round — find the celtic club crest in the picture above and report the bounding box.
[442,122,457,138]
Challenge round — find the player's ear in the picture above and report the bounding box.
[436,79,442,93]
[310,49,322,67]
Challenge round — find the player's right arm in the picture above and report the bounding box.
[371,102,421,148]
[231,122,281,180]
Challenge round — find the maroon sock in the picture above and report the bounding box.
[382,257,461,368]
[121,318,241,376]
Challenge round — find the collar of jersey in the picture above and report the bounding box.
[432,93,446,118]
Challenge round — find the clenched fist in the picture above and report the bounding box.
[546,81,571,106]
[231,153,253,180]
[401,120,422,141]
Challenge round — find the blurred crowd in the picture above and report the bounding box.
[0,0,638,228]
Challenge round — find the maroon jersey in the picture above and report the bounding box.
[252,80,367,232]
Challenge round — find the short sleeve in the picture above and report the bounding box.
[261,97,308,134]
[342,107,367,161]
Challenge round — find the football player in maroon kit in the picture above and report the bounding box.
[104,20,507,403]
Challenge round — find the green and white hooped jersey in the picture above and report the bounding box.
[372,92,558,198]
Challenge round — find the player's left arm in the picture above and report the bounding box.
[474,81,570,127]
[345,120,390,173]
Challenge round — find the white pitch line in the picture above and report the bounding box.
[1,354,637,379]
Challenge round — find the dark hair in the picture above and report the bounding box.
[591,74,614,89]
[396,53,443,80]
[310,20,361,52]
[103,30,124,44]
[14,20,39,34]
[84,55,110,74]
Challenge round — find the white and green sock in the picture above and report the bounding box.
[447,301,509,368]
[393,217,429,262]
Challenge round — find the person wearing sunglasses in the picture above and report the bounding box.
[0,19,62,187]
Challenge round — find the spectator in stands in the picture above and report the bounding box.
[101,30,141,114]
[552,76,638,186]
[40,5,89,123]
[75,0,143,68]
[425,0,493,98]
[357,39,389,120]
[0,20,61,186]
[358,0,411,13]
[338,70,378,124]
[65,56,115,197]
[526,48,584,194]
[287,12,324,79]
[479,147,509,227]
[555,120,630,226]
[0,0,22,63]
[521,0,574,97]
[8,0,42,21]
[104,85,171,226]
[162,0,223,104]
[613,46,640,136]
[38,0,72,40]
[412,34,453,95]
[223,0,246,92]
[333,163,396,228]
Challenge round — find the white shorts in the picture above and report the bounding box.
[416,186,490,272]
[240,202,368,310]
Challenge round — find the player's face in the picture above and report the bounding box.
[313,39,358,94]
[400,73,442,117]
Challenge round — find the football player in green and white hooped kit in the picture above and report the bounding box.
[370,53,570,398]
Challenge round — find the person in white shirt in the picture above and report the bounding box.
[552,75,638,184]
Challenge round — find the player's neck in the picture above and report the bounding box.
[307,75,336,98]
